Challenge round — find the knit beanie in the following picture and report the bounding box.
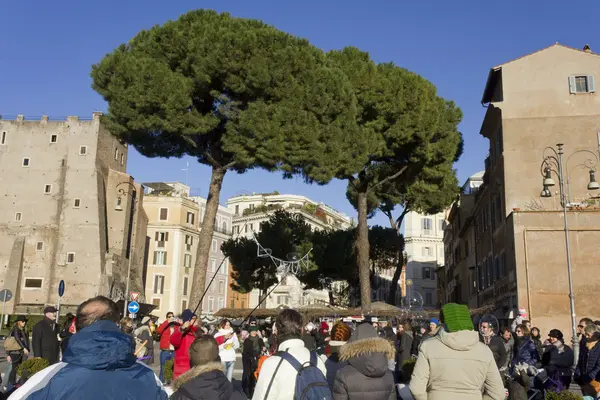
[441,303,474,332]
[181,309,196,323]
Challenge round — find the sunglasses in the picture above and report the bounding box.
[578,325,584,328]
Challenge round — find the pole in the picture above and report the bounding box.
[56,295,61,324]
[1,292,6,332]
[240,278,284,326]
[557,144,579,367]
[191,257,228,317]
[124,190,137,316]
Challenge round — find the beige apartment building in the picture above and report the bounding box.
[143,182,232,319]
[440,43,600,336]
[227,193,354,308]
[0,113,148,315]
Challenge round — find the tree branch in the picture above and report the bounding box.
[367,165,408,194]
[394,207,411,234]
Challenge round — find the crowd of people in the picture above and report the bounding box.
[2,298,600,399]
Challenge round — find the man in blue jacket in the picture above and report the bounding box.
[10,296,168,399]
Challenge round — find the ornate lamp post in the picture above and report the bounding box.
[539,143,599,364]
[115,181,138,316]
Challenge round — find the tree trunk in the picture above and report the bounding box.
[356,190,371,313]
[386,252,404,305]
[328,290,335,306]
[188,165,227,312]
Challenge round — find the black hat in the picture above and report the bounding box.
[15,315,28,323]
[548,329,563,341]
[44,306,58,314]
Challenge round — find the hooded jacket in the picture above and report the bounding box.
[9,320,167,400]
[332,332,396,400]
[171,325,200,379]
[170,362,246,400]
[409,329,505,400]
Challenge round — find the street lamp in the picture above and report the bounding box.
[539,143,599,365]
[115,181,138,316]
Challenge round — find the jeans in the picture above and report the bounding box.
[223,360,235,382]
[159,350,174,383]
[7,351,25,386]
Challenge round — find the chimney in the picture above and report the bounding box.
[583,44,592,53]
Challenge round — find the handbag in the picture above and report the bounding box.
[4,336,22,352]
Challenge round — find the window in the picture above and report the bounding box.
[79,146,87,155]
[249,204,255,210]
[422,247,433,257]
[73,198,81,208]
[421,218,433,234]
[212,239,217,252]
[153,250,167,265]
[423,267,431,279]
[153,275,165,294]
[439,220,446,231]
[425,292,433,306]
[44,184,52,194]
[155,231,169,247]
[120,153,124,166]
[152,298,161,308]
[66,252,75,263]
[250,223,254,232]
[569,75,596,94]
[50,134,57,143]
[185,235,193,251]
[208,297,214,312]
[184,254,192,268]
[22,158,30,167]
[230,299,235,308]
[218,280,224,294]
[186,212,195,225]
[36,241,44,251]
[159,208,168,221]
[244,225,248,233]
[1,131,6,145]
[15,212,22,221]
[181,300,187,311]
[241,300,245,308]
[222,221,228,233]
[235,205,239,215]
[24,278,43,289]
[183,277,188,296]
[114,148,119,160]
[218,298,224,310]
[211,259,216,272]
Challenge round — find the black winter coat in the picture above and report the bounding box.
[396,332,413,372]
[10,325,30,352]
[333,337,396,400]
[170,362,246,400]
[32,318,59,364]
[575,341,600,385]
[542,342,574,377]
[480,334,507,369]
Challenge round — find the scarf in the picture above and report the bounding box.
[553,340,565,354]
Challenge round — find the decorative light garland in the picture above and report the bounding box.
[252,232,312,276]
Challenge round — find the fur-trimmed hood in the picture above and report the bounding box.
[338,337,396,379]
[172,362,224,391]
[339,337,396,361]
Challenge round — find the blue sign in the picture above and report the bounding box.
[127,301,140,314]
[58,280,65,297]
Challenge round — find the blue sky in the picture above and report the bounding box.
[1,0,598,227]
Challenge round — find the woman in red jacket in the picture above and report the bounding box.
[169,309,200,380]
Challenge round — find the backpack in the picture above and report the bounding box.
[264,350,332,400]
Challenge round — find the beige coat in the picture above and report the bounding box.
[409,329,506,400]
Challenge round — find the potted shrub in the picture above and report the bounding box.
[17,357,49,379]
[164,358,174,384]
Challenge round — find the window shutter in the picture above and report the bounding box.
[153,275,158,293]
[160,276,164,294]
[155,232,159,241]
[191,214,195,225]
[164,252,167,264]
[153,251,157,264]
[568,76,577,93]
[588,75,596,93]
[165,232,169,241]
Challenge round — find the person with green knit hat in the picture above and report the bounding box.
[409,303,506,400]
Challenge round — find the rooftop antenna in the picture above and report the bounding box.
[182,161,189,186]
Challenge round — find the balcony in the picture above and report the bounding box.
[213,225,232,236]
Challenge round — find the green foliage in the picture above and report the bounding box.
[222,211,314,293]
[164,358,174,382]
[399,358,417,383]
[17,357,49,378]
[545,391,582,400]
[6,314,70,333]
[329,46,463,308]
[224,210,399,298]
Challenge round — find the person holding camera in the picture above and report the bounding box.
[156,312,181,383]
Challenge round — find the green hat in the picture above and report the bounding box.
[441,303,474,333]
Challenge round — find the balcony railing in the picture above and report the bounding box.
[213,225,232,236]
